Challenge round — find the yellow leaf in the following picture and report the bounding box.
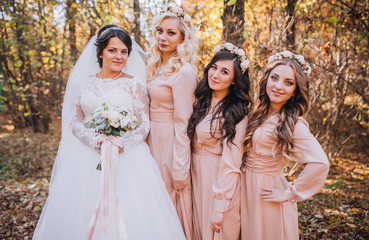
[227,0,237,6]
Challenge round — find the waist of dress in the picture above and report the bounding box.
[245,155,285,175]
[150,111,173,123]
[193,147,222,157]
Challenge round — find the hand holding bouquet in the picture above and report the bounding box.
[84,102,140,136]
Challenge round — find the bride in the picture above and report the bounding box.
[33,25,186,240]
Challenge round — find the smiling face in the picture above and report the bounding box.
[100,37,128,76]
[155,17,183,58]
[208,59,235,99]
[266,64,296,111]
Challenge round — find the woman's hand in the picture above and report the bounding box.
[172,178,188,191]
[211,210,224,233]
[260,187,288,202]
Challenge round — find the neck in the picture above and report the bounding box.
[212,90,229,101]
[268,103,282,116]
[162,52,173,65]
[99,69,121,79]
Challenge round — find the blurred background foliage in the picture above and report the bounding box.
[0,0,368,158]
[1,1,369,238]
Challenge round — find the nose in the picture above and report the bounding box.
[275,80,282,89]
[212,69,220,79]
[116,51,123,59]
[159,33,167,42]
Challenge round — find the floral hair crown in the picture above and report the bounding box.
[160,5,193,26]
[267,51,312,75]
[213,42,250,74]
[161,5,185,18]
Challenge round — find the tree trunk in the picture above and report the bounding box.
[66,0,78,62]
[132,0,142,46]
[222,0,245,47]
[286,0,297,48]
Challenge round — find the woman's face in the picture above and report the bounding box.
[100,37,128,74]
[266,64,296,110]
[208,59,235,98]
[156,18,183,56]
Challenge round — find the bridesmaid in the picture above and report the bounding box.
[241,51,330,240]
[146,5,198,239]
[187,43,252,240]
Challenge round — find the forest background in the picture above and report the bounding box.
[0,0,368,239]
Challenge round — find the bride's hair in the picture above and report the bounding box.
[243,58,309,163]
[146,9,198,81]
[95,25,132,68]
[187,50,252,145]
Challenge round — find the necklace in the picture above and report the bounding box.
[155,65,169,78]
[97,71,122,80]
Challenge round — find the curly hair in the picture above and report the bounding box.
[243,58,309,163]
[146,11,198,81]
[187,50,252,145]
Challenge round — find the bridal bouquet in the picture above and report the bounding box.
[84,102,139,136]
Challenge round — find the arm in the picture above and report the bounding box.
[261,118,330,203]
[171,67,198,190]
[211,117,248,230]
[120,78,150,152]
[70,99,99,150]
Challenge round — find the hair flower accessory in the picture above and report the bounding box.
[161,5,185,18]
[213,42,250,73]
[267,50,312,75]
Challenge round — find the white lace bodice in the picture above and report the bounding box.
[70,75,150,152]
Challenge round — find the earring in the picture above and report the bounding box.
[291,96,295,102]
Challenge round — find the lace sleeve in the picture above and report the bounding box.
[70,98,98,149]
[121,77,150,151]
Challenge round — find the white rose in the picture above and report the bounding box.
[120,117,130,128]
[237,49,245,56]
[213,45,222,54]
[267,55,275,63]
[224,42,235,51]
[184,14,191,23]
[241,59,250,70]
[281,51,293,58]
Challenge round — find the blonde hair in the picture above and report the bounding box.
[243,58,309,163]
[146,11,198,81]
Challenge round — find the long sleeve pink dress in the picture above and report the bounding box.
[240,115,330,240]
[191,113,248,240]
[147,62,198,240]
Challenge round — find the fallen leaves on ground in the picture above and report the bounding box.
[0,120,368,239]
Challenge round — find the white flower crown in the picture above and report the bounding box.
[161,5,185,17]
[160,5,192,26]
[267,51,312,75]
[213,42,250,74]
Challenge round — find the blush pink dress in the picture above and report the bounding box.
[240,115,330,240]
[192,113,248,240]
[147,62,198,240]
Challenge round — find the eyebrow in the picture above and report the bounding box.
[271,72,294,81]
[213,63,230,72]
[108,47,128,50]
[157,26,178,32]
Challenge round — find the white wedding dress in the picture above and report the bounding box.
[33,75,186,240]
